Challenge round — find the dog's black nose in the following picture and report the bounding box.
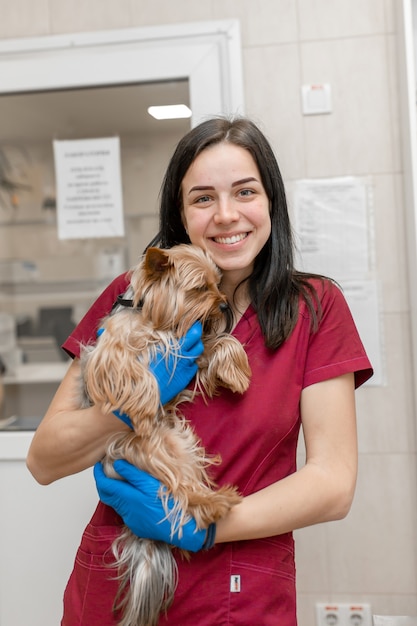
[219,302,230,312]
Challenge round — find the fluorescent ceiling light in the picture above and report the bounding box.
[148,104,192,120]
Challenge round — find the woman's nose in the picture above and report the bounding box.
[213,198,239,224]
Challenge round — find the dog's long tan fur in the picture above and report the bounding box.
[80,244,251,626]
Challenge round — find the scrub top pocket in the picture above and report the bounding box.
[61,521,121,626]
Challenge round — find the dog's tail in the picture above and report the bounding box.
[112,529,177,626]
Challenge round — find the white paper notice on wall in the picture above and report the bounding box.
[293,177,384,386]
[53,137,124,240]
[293,177,371,279]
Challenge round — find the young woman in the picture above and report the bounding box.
[27,117,372,625]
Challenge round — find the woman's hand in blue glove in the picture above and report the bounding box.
[94,459,215,552]
[110,321,204,427]
[149,320,203,405]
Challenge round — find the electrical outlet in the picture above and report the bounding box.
[316,603,343,626]
[347,603,372,625]
[316,603,372,626]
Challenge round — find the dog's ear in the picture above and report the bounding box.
[144,247,170,278]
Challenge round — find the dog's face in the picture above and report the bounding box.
[130,245,229,337]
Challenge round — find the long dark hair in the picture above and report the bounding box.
[148,116,322,349]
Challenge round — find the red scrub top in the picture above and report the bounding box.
[61,275,372,626]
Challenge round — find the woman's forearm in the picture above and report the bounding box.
[215,460,356,543]
[26,359,129,485]
[216,374,358,542]
[27,406,128,484]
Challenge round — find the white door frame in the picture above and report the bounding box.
[0,20,245,127]
[397,2,417,409]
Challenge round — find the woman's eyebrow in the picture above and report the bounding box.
[188,185,215,194]
[188,177,259,194]
[232,177,258,187]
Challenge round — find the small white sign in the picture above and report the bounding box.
[301,83,332,115]
[53,137,124,240]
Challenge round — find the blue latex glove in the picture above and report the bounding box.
[112,409,133,428]
[99,321,203,428]
[149,320,203,405]
[94,459,216,552]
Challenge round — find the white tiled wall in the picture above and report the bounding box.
[0,0,416,623]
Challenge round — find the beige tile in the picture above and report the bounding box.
[130,0,213,27]
[301,36,394,177]
[386,33,402,172]
[295,524,329,593]
[211,0,298,46]
[243,44,306,181]
[49,0,132,34]
[326,453,417,594]
[297,0,386,40]
[384,0,396,33]
[296,593,323,626]
[365,593,417,616]
[355,312,416,454]
[0,0,49,38]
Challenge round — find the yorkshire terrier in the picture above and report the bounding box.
[80,244,251,626]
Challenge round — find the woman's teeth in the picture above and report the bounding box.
[214,233,247,244]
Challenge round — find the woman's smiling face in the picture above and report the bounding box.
[181,142,271,287]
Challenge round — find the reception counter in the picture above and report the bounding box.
[0,429,34,458]
[0,429,97,626]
